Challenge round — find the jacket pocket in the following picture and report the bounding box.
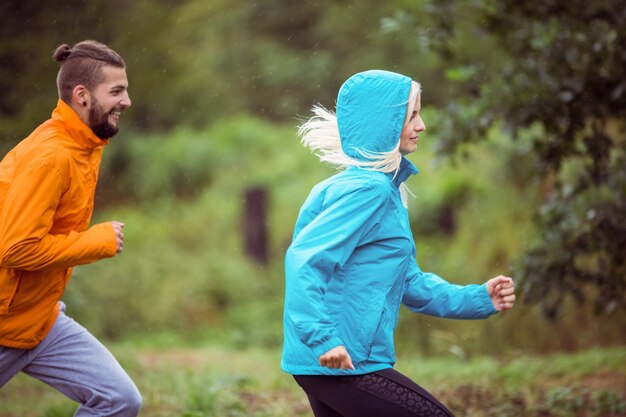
[0,269,22,313]
[351,290,387,358]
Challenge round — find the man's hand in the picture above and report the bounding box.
[486,275,516,311]
[319,345,355,370]
[112,221,125,254]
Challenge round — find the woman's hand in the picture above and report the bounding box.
[486,275,516,312]
[319,346,355,370]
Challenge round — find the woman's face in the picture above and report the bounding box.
[399,92,425,156]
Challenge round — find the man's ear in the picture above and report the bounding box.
[71,85,90,108]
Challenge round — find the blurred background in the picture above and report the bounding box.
[1,0,625,416]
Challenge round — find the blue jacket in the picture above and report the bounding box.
[281,70,497,376]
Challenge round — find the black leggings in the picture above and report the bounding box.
[294,368,455,417]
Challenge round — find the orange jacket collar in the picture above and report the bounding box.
[52,99,109,149]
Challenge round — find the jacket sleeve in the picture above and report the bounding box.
[402,260,497,319]
[284,183,389,357]
[0,158,117,271]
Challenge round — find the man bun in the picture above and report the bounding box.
[53,44,72,63]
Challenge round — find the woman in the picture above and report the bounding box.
[281,70,516,417]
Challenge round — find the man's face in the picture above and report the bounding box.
[87,66,131,139]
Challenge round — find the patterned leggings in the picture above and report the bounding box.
[294,368,455,417]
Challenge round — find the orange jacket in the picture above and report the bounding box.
[0,99,117,349]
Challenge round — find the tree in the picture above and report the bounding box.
[394,0,626,317]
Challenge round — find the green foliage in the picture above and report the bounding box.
[591,389,626,417]
[387,0,626,317]
[520,152,626,318]
[181,373,249,417]
[542,386,587,417]
[534,384,626,417]
[399,348,626,417]
[99,115,332,202]
[478,0,626,318]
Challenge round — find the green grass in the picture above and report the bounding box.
[1,344,624,417]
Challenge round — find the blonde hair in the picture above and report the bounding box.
[298,81,420,207]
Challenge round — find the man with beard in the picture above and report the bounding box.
[0,40,141,416]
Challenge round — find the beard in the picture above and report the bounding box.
[88,99,119,139]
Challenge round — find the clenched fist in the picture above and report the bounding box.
[486,275,516,311]
[111,221,125,254]
[319,345,355,370]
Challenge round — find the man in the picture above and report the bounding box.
[0,40,141,416]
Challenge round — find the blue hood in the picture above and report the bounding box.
[337,70,412,160]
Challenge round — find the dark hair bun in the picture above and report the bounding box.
[53,44,72,63]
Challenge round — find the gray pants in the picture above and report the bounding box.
[0,303,142,416]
